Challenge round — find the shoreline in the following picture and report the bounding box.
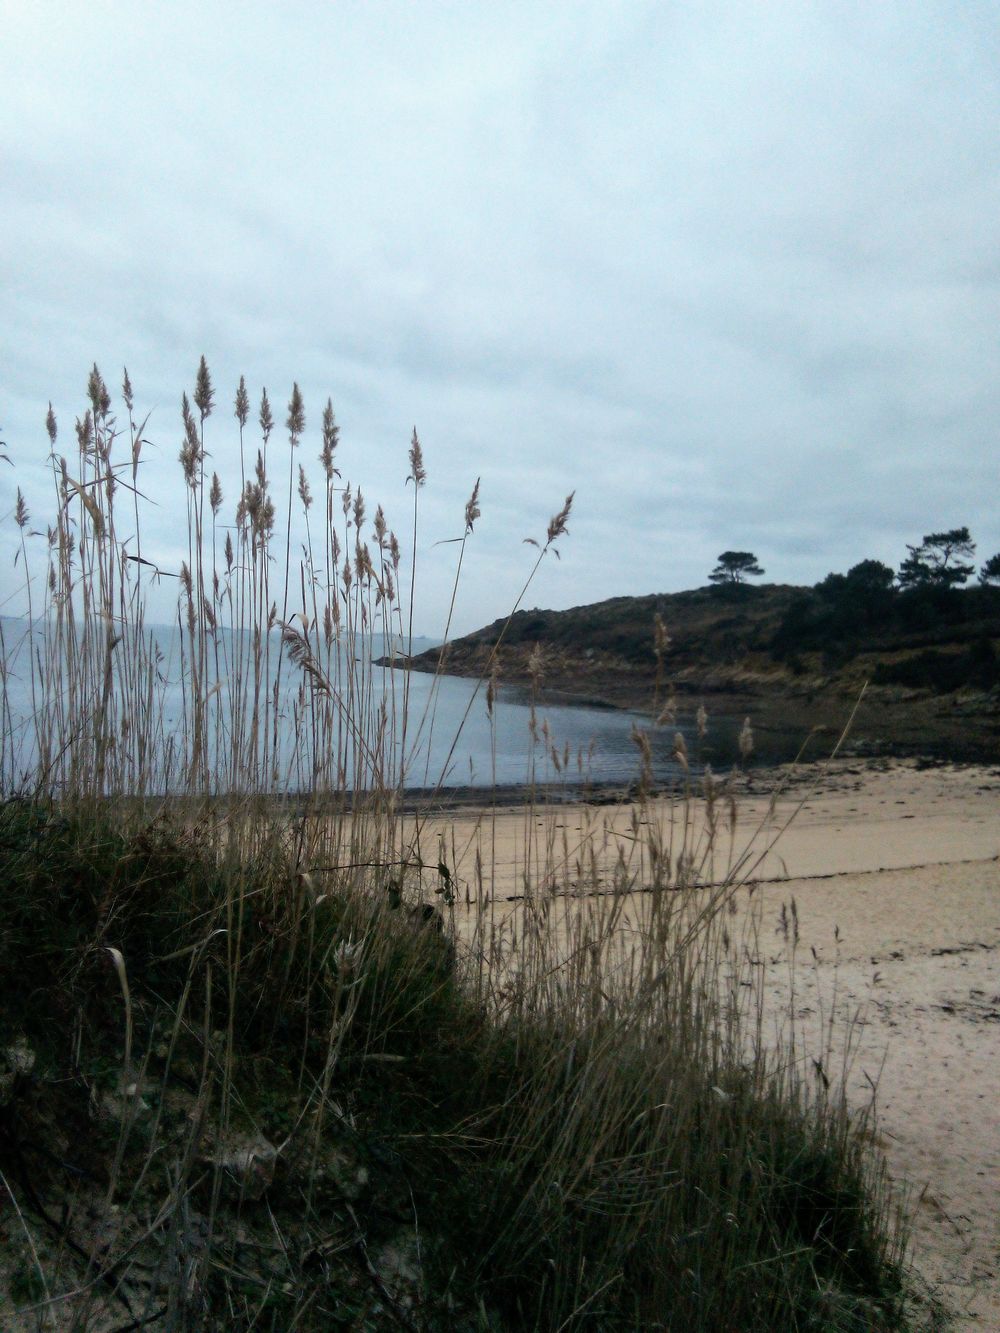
[11,749,994,820]
[388,654,1000,768]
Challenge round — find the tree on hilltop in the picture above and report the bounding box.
[818,559,895,599]
[816,559,895,623]
[709,551,765,586]
[898,527,975,590]
[980,553,1000,586]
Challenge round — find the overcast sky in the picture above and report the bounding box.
[3,1,998,636]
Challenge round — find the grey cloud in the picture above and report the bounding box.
[3,1,999,635]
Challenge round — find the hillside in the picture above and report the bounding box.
[400,583,1000,764]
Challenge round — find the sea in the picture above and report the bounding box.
[1,620,697,797]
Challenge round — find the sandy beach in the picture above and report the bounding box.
[407,758,1000,1329]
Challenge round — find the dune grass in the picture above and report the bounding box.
[0,363,911,1329]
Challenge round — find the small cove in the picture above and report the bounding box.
[2,621,720,795]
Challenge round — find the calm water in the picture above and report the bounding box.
[388,669,693,790]
[1,621,697,794]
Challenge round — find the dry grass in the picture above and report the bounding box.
[0,362,914,1330]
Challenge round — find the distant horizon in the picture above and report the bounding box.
[0,614,442,648]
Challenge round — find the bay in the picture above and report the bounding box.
[1,620,693,795]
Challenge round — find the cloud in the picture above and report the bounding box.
[2,1,999,634]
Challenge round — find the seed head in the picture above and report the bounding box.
[45,402,57,446]
[631,724,654,793]
[464,477,481,533]
[653,612,671,660]
[194,356,214,420]
[87,364,111,420]
[259,389,274,443]
[546,492,574,546]
[244,482,261,529]
[209,472,223,515]
[122,368,134,413]
[179,394,201,484]
[631,723,651,759]
[408,428,426,486]
[528,642,545,687]
[321,398,340,480]
[655,694,677,726]
[286,382,305,441]
[259,495,276,540]
[298,464,312,509]
[15,488,28,528]
[234,375,250,428]
[76,411,94,453]
[355,539,372,582]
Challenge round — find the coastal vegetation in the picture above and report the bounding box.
[896,528,976,591]
[0,363,922,1328]
[403,563,1000,765]
[707,550,766,586]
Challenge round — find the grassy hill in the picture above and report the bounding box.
[403,583,1000,763]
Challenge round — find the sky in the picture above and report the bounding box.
[2,1,998,637]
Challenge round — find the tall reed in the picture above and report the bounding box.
[0,363,911,1331]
